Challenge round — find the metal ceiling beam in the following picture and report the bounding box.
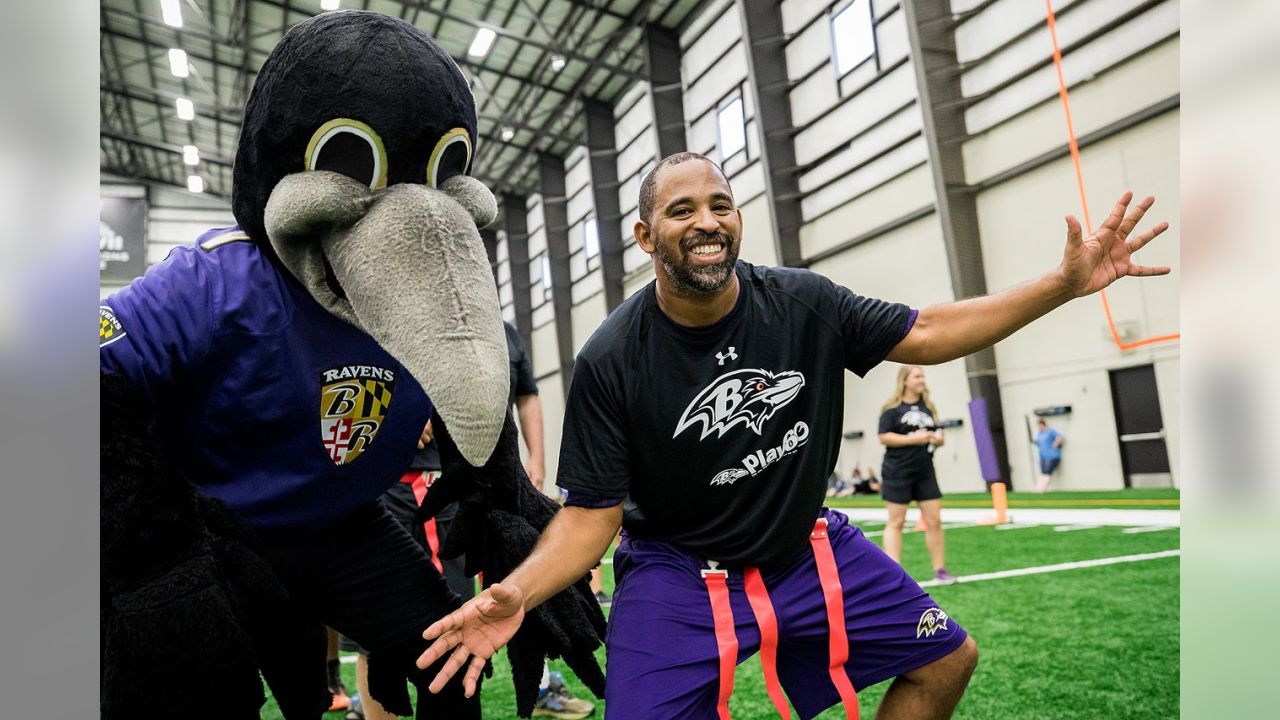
[101,129,236,167]
[903,0,1010,485]
[498,0,658,190]
[737,0,804,267]
[101,82,242,123]
[385,0,644,81]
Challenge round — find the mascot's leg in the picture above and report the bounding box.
[257,502,481,720]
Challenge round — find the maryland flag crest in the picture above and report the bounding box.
[320,365,396,465]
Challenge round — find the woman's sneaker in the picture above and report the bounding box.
[933,568,958,585]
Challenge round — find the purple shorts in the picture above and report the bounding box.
[603,509,968,719]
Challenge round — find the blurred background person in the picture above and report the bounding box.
[1034,419,1065,493]
[878,365,954,584]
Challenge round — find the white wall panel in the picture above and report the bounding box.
[797,103,922,193]
[682,2,742,79]
[963,38,1178,184]
[874,4,910,65]
[794,61,916,164]
[963,1,1178,134]
[808,217,980,492]
[799,137,928,220]
[571,291,607,356]
[685,48,749,122]
[798,163,933,259]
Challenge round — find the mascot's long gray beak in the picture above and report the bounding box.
[264,171,507,466]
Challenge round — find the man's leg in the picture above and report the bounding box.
[918,499,945,572]
[771,511,972,720]
[876,636,978,720]
[883,501,909,563]
[604,537,761,719]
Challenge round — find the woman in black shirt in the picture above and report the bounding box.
[878,365,955,583]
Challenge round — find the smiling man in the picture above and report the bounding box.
[418,151,1170,720]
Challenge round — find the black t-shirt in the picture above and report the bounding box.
[505,321,539,407]
[557,262,912,570]
[878,401,937,482]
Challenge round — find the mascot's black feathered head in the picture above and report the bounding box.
[231,10,508,465]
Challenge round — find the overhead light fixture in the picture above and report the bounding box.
[500,126,515,142]
[550,54,566,72]
[187,175,204,193]
[160,0,183,28]
[468,27,496,58]
[320,0,340,10]
[168,48,189,78]
[182,145,199,166]
[175,97,194,120]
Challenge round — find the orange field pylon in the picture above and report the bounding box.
[979,482,1009,525]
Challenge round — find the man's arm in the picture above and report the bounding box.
[515,393,546,489]
[417,503,623,696]
[888,192,1169,365]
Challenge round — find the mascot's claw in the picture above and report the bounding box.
[423,414,608,717]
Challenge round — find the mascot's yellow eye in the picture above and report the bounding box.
[304,119,388,189]
[427,128,473,189]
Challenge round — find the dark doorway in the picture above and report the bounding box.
[1108,364,1172,488]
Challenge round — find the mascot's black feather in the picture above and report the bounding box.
[101,10,604,719]
[101,373,329,720]
[428,415,608,715]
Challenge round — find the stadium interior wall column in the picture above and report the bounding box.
[502,193,536,356]
[584,99,627,312]
[903,0,1011,484]
[737,0,804,267]
[480,228,500,286]
[537,152,577,400]
[644,24,688,158]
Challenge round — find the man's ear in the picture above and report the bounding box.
[634,219,655,254]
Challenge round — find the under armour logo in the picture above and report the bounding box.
[716,347,738,365]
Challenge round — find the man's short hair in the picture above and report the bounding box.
[637,152,731,224]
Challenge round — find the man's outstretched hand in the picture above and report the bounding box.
[417,582,526,697]
[1060,191,1171,298]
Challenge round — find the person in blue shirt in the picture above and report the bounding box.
[1034,420,1066,493]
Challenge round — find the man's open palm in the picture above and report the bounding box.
[417,583,526,698]
[1061,191,1171,297]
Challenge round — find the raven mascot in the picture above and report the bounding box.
[100,11,605,719]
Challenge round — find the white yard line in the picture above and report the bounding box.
[862,522,974,538]
[994,522,1042,531]
[1053,524,1103,532]
[917,549,1180,588]
[1122,525,1178,534]
[835,507,1179,527]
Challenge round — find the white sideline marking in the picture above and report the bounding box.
[835,507,1180,527]
[1122,525,1178,534]
[1054,524,1103,532]
[917,549,1180,588]
[994,523,1041,531]
[862,522,974,538]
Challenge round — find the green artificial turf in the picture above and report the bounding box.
[262,518,1178,719]
[826,487,1179,510]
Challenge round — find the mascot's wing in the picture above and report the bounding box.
[425,413,607,717]
[100,372,328,720]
